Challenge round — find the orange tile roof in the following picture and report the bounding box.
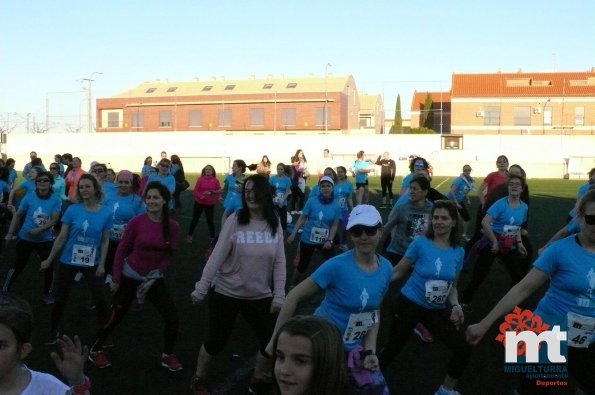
[451,71,595,97]
[410,91,451,111]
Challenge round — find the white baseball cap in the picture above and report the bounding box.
[346,204,382,230]
[318,175,334,186]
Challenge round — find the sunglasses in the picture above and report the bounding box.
[36,178,50,183]
[92,169,105,173]
[349,226,380,237]
[584,214,595,225]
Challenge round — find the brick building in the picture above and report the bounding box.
[96,74,381,133]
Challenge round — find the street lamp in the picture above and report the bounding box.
[324,63,332,133]
[81,72,102,133]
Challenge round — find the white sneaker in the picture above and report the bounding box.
[105,274,113,284]
[74,272,84,282]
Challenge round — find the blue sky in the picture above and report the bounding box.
[1,0,594,131]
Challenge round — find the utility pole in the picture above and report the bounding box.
[81,72,102,133]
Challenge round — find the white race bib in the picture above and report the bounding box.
[502,224,520,237]
[310,226,329,244]
[567,311,595,349]
[343,311,379,343]
[71,244,96,266]
[110,224,125,240]
[425,280,451,305]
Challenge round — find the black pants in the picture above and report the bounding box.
[104,240,120,277]
[379,293,472,379]
[2,239,53,294]
[274,205,288,230]
[380,176,394,199]
[92,277,179,354]
[461,248,529,304]
[203,290,274,356]
[289,186,304,211]
[51,264,108,333]
[188,203,215,238]
[296,241,335,273]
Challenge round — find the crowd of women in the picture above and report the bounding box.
[0,150,593,395]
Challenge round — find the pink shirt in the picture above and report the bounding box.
[192,212,286,306]
[484,171,508,201]
[112,214,179,283]
[192,175,221,205]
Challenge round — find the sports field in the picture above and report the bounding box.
[4,175,586,394]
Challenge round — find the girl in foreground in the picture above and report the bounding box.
[272,315,354,395]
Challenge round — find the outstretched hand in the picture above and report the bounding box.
[49,334,89,385]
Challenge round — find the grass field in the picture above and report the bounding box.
[3,174,587,394]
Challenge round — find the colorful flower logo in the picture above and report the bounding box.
[496,306,550,356]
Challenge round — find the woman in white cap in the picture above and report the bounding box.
[267,204,392,393]
[287,175,342,285]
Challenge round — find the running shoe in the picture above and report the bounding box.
[434,385,461,395]
[89,350,112,368]
[190,375,210,395]
[161,353,183,372]
[414,323,434,343]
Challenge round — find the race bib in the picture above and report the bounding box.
[425,280,451,305]
[110,224,125,240]
[34,214,50,227]
[310,227,329,243]
[343,311,379,343]
[502,224,520,237]
[567,311,595,349]
[71,244,96,266]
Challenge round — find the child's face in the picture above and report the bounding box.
[0,323,28,381]
[274,332,313,395]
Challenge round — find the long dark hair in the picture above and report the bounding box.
[237,174,279,236]
[425,200,463,247]
[144,181,174,253]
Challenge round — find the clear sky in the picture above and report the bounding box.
[1,0,594,132]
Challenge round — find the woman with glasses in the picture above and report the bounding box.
[49,162,68,203]
[40,174,112,344]
[102,170,145,283]
[266,205,392,394]
[379,201,471,395]
[398,156,431,197]
[148,158,176,209]
[460,175,529,309]
[467,189,595,395]
[2,171,62,304]
[190,174,285,394]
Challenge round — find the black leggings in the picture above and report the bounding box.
[2,239,53,294]
[461,248,529,304]
[379,293,472,379]
[296,241,335,273]
[203,290,274,356]
[380,176,394,199]
[188,203,215,238]
[92,277,179,354]
[51,264,108,333]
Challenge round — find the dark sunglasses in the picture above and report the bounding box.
[349,226,380,237]
[584,215,595,225]
[36,178,50,183]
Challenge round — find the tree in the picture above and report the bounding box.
[392,94,403,134]
[422,92,434,131]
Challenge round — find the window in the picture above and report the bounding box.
[544,106,552,126]
[166,87,177,92]
[159,111,172,127]
[315,107,329,127]
[218,109,232,127]
[224,85,236,91]
[131,111,144,128]
[107,112,119,128]
[484,106,500,126]
[281,108,296,126]
[262,83,273,89]
[145,88,156,93]
[202,86,213,91]
[188,110,201,127]
[286,82,297,88]
[441,136,463,150]
[513,107,531,126]
[250,108,264,126]
[575,106,585,126]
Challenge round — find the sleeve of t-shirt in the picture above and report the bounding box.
[302,199,313,216]
[455,247,465,272]
[532,240,559,276]
[404,237,422,261]
[311,259,337,290]
[17,194,31,211]
[486,198,504,218]
[61,204,75,226]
